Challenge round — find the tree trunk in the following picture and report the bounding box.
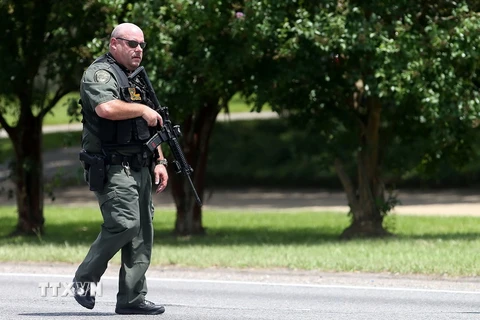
[335,98,392,239]
[10,113,45,236]
[171,102,220,235]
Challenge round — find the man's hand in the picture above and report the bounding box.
[154,163,168,193]
[142,107,163,127]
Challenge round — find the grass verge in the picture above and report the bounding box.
[1,206,479,277]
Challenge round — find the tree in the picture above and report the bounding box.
[239,1,480,238]
[0,1,122,235]
[127,0,264,235]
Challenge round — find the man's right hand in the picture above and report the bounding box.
[142,107,163,127]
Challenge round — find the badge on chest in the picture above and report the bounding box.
[128,87,142,101]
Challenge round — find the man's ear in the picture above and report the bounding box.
[110,38,117,51]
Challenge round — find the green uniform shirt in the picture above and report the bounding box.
[80,58,120,153]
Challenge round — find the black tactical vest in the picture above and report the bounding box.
[81,54,156,149]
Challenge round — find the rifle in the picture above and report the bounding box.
[129,67,202,206]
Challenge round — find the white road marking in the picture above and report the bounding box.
[1,272,479,295]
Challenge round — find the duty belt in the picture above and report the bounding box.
[107,154,151,171]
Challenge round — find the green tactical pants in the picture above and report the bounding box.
[75,164,154,307]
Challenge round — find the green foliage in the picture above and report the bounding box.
[126,0,269,118]
[2,1,480,233]
[207,119,339,188]
[237,0,480,177]
[0,1,127,233]
[206,120,480,189]
[0,1,120,119]
[4,118,480,188]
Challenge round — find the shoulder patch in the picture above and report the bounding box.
[94,70,111,83]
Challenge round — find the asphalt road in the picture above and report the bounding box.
[2,270,480,320]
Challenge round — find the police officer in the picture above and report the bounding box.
[73,23,168,315]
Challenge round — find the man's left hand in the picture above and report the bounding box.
[154,164,168,193]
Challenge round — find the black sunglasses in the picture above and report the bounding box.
[115,37,147,49]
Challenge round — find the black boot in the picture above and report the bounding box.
[72,277,95,310]
[115,300,165,315]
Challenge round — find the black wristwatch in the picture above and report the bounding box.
[156,159,168,167]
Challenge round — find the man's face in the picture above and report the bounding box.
[110,29,145,71]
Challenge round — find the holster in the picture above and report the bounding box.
[79,150,106,192]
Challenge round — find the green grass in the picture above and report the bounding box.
[1,206,480,276]
[225,93,270,113]
[43,92,81,125]
[2,93,81,126]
